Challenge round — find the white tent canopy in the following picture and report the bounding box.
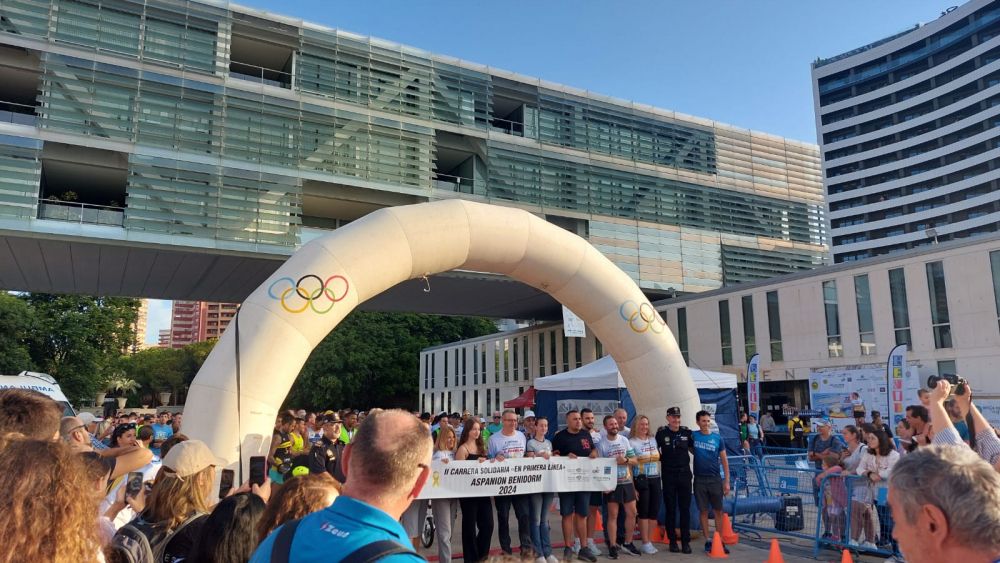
[533,355,737,392]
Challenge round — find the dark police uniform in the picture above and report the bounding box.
[308,435,346,483]
[656,420,694,549]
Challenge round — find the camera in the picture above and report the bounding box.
[927,373,968,395]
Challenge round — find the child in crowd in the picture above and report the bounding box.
[815,452,847,542]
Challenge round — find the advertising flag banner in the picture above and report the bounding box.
[887,344,908,425]
[417,456,615,499]
[747,353,761,421]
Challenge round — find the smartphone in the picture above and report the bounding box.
[126,472,143,497]
[249,456,266,487]
[219,468,235,498]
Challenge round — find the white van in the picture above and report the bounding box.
[0,371,76,416]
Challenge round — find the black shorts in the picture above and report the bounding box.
[694,475,723,512]
[636,478,662,519]
[559,491,590,518]
[590,491,603,507]
[604,482,637,504]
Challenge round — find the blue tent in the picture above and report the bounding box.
[533,355,742,455]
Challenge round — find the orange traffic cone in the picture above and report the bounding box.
[840,549,854,563]
[720,512,739,545]
[708,531,728,559]
[594,512,604,532]
[650,526,665,544]
[765,538,785,563]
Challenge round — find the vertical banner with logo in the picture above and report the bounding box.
[887,344,908,425]
[562,305,586,338]
[747,353,761,421]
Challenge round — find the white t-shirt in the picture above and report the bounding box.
[597,434,635,483]
[629,435,660,477]
[600,426,631,441]
[101,454,162,530]
[433,449,455,462]
[487,430,527,459]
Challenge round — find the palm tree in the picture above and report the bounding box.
[105,374,139,397]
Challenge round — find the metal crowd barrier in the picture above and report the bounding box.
[725,454,820,544]
[814,473,899,558]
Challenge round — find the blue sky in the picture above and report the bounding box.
[147,0,947,342]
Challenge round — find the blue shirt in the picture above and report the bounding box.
[809,434,845,469]
[692,431,725,477]
[150,423,173,456]
[250,496,422,563]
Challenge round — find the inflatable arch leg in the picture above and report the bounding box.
[183,200,699,471]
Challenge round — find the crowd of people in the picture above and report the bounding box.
[1,376,1000,563]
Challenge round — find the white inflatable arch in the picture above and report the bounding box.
[184,200,698,471]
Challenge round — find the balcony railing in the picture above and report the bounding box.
[229,61,292,89]
[38,199,125,227]
[0,100,37,126]
[433,172,475,194]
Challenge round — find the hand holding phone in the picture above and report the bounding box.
[126,472,144,498]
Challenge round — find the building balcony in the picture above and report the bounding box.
[433,172,476,194]
[37,199,124,227]
[0,100,37,126]
[229,61,292,89]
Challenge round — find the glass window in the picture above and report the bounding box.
[562,331,570,372]
[443,351,448,387]
[447,391,452,412]
[677,308,689,365]
[523,336,530,377]
[742,295,756,360]
[473,344,478,385]
[854,275,877,356]
[937,359,957,377]
[538,333,546,377]
[719,300,733,365]
[766,291,783,361]
[888,268,911,346]
[431,354,436,389]
[925,261,953,348]
[512,338,518,381]
[462,348,467,386]
[823,280,843,357]
[473,390,479,414]
[549,330,557,374]
[990,251,1000,333]
[486,388,491,414]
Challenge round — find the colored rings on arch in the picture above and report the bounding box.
[267,274,350,314]
[619,300,666,334]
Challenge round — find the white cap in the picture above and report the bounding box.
[162,440,224,479]
[523,410,536,419]
[78,412,103,425]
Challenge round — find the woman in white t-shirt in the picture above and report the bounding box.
[430,426,459,563]
[628,415,661,555]
[855,431,899,550]
[526,417,557,563]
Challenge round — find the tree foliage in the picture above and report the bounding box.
[20,294,139,402]
[0,293,34,374]
[286,312,497,411]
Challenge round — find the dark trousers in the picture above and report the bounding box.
[495,494,532,554]
[460,496,494,562]
[662,469,692,544]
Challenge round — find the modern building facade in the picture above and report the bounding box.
[813,0,1000,263]
[0,0,826,316]
[423,233,1000,416]
[130,298,148,352]
[167,300,237,347]
[157,328,170,348]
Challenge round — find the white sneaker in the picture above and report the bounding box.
[587,540,602,556]
[546,555,559,563]
[572,539,581,554]
[641,542,658,555]
[860,541,878,550]
[535,557,546,563]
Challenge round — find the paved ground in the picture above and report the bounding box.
[413,507,889,563]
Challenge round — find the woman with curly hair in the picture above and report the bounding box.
[257,472,339,542]
[0,435,103,562]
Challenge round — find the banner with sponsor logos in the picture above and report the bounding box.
[417,456,616,499]
[809,363,921,430]
[886,345,908,425]
[747,354,761,422]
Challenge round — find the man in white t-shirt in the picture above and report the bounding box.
[597,416,640,558]
[600,408,631,441]
[488,409,532,556]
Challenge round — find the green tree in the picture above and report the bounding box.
[0,293,34,374]
[22,294,140,403]
[285,312,497,411]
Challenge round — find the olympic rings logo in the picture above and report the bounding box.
[619,300,666,334]
[267,274,350,314]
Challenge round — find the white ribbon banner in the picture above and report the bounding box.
[417,456,616,499]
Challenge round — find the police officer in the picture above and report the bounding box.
[308,414,346,483]
[656,406,694,554]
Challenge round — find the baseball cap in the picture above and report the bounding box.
[816,418,832,427]
[161,439,224,479]
[523,410,536,419]
[78,412,103,425]
[321,413,342,425]
[666,407,682,417]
